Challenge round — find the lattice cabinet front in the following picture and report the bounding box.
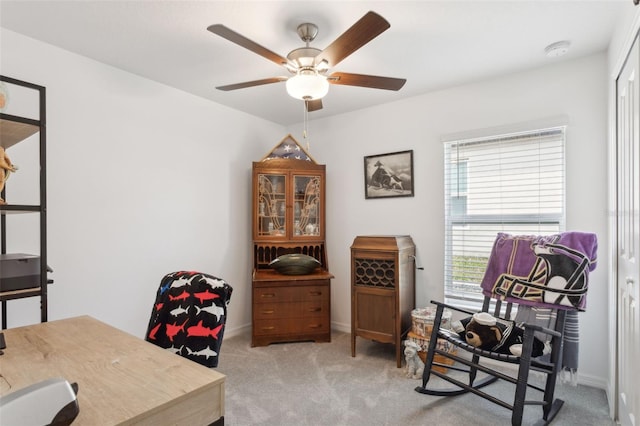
[353,258,397,288]
[350,235,415,367]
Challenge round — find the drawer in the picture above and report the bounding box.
[253,285,327,304]
[253,318,330,336]
[254,300,328,320]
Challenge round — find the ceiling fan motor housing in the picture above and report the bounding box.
[287,47,322,70]
[296,23,318,43]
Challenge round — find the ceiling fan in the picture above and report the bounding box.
[207,11,406,112]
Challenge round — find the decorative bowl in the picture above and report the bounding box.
[269,254,321,275]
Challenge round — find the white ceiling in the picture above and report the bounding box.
[0,1,627,126]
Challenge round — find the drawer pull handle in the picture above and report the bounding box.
[262,326,275,331]
[261,293,276,298]
[261,310,275,314]
[309,324,322,329]
[309,291,322,296]
[308,308,321,312]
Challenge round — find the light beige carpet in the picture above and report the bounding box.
[216,330,613,426]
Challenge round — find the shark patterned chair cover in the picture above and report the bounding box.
[145,271,233,368]
[415,232,597,426]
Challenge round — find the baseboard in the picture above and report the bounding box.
[575,372,607,390]
[223,323,251,338]
[331,321,350,334]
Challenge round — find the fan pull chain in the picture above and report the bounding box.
[303,99,310,151]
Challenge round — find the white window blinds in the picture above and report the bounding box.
[443,127,566,309]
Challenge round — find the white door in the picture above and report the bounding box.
[616,34,640,426]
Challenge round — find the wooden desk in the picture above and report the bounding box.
[0,316,225,425]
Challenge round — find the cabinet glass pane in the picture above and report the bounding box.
[258,174,286,237]
[294,175,321,236]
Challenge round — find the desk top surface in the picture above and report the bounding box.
[0,316,225,425]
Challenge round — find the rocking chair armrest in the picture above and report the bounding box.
[521,322,562,339]
[429,300,476,316]
[429,300,562,339]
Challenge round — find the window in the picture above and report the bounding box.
[443,127,566,310]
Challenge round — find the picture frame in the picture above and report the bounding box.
[363,150,414,199]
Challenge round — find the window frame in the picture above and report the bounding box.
[443,126,566,310]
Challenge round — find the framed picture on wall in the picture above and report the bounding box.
[363,150,414,199]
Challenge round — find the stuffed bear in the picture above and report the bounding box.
[451,312,549,357]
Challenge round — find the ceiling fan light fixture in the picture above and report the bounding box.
[286,71,329,100]
[316,59,330,72]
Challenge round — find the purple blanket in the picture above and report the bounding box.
[480,232,598,311]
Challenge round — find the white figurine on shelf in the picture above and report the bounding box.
[0,146,18,205]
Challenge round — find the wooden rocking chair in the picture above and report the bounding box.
[415,232,598,426]
[415,298,567,425]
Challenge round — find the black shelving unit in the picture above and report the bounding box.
[0,75,48,329]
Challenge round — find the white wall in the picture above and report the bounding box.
[2,28,610,389]
[0,29,286,337]
[289,53,610,388]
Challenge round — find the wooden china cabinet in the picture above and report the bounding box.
[251,135,333,347]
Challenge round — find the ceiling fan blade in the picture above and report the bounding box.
[328,72,406,91]
[207,24,289,67]
[305,99,323,112]
[316,11,390,68]
[216,77,288,91]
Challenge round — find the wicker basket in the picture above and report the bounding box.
[408,331,456,374]
[411,307,452,337]
[417,350,456,374]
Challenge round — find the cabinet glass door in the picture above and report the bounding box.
[257,174,286,237]
[294,175,321,237]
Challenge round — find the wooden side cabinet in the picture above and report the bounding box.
[251,135,333,347]
[350,235,415,367]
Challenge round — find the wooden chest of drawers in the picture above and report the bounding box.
[252,270,332,347]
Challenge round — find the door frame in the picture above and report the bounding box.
[609,8,640,421]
